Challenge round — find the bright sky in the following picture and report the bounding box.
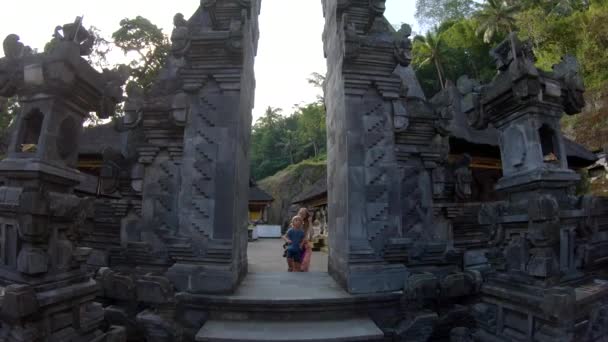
[0,0,416,121]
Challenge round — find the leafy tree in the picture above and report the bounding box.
[307,72,326,102]
[85,26,112,70]
[112,16,170,92]
[475,0,520,43]
[415,0,476,28]
[295,103,326,158]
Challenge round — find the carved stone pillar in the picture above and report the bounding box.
[323,0,407,294]
[165,0,261,294]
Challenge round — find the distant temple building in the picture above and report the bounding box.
[248,180,273,224]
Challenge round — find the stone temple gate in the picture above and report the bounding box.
[2,0,608,341]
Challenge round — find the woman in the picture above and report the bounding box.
[298,207,314,272]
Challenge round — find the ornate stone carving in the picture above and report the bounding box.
[50,16,96,56]
[171,13,190,57]
[394,24,412,67]
[2,34,31,60]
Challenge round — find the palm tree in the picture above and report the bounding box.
[414,30,449,89]
[255,106,283,129]
[475,0,520,43]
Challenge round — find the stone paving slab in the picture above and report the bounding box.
[195,318,384,342]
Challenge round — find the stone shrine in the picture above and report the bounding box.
[462,34,608,341]
[0,18,126,342]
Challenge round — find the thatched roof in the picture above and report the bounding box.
[250,185,273,202]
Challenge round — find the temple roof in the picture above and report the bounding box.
[249,184,274,203]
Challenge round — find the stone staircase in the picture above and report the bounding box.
[180,272,401,342]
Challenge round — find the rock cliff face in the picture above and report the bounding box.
[258,160,326,227]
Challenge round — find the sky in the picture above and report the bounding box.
[0,0,416,121]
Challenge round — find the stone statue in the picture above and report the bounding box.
[454,154,473,201]
[99,65,130,118]
[2,34,32,60]
[171,13,190,57]
[394,24,412,67]
[123,81,145,128]
[553,54,586,114]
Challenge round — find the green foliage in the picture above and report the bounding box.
[576,168,591,195]
[112,16,170,92]
[415,0,476,29]
[412,0,608,101]
[250,101,327,181]
[413,29,450,89]
[412,20,496,96]
[0,97,18,157]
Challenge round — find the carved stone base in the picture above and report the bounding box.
[330,262,408,294]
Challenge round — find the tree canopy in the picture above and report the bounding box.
[250,101,327,180]
[413,0,608,99]
[112,16,171,92]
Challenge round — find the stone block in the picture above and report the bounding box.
[440,273,473,298]
[105,305,140,338]
[344,264,408,294]
[86,249,109,267]
[405,273,439,300]
[104,326,127,342]
[136,309,178,342]
[136,275,174,304]
[97,268,136,301]
[167,263,238,294]
[395,311,438,342]
[1,284,39,320]
[17,247,49,275]
[24,64,44,86]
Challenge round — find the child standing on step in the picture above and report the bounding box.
[282,216,306,272]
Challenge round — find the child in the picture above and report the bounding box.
[282,216,306,272]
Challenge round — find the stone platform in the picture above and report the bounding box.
[184,272,402,341]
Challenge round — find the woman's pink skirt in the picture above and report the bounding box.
[300,246,312,272]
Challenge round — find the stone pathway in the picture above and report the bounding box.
[247,238,328,273]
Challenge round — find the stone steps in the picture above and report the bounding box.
[180,273,401,341]
[195,318,385,342]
